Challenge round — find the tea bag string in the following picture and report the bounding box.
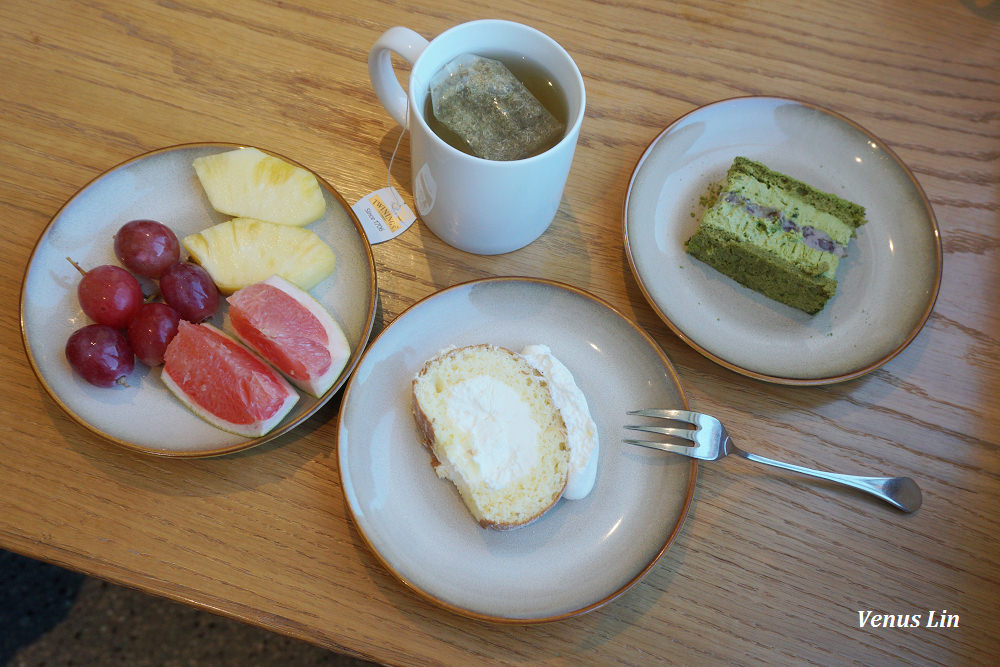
[385,96,408,217]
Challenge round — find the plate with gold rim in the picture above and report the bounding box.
[624,96,941,385]
[20,143,377,457]
[337,277,695,622]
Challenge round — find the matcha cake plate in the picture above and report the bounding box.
[623,97,941,385]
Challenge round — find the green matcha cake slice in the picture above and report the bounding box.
[685,156,867,315]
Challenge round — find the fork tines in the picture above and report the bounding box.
[624,409,700,442]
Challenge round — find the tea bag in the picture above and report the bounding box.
[429,54,564,161]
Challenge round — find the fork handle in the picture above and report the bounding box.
[733,449,922,512]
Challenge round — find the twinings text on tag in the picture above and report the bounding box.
[352,186,415,244]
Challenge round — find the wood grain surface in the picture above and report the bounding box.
[3,0,998,664]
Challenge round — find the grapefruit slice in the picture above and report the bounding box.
[227,275,351,397]
[162,321,299,437]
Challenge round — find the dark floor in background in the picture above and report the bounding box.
[2,550,379,666]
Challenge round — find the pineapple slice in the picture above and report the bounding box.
[193,147,327,227]
[182,217,336,293]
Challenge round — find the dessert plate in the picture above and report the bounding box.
[337,278,695,622]
[21,143,377,457]
[624,96,941,384]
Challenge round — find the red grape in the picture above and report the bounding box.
[160,261,219,322]
[114,219,180,278]
[65,324,135,387]
[74,262,144,329]
[127,302,181,366]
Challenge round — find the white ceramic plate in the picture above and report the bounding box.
[624,97,942,384]
[21,143,377,457]
[338,278,695,622]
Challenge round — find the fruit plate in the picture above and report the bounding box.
[337,277,696,622]
[20,143,377,457]
[624,96,942,385]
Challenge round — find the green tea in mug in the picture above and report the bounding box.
[426,52,569,161]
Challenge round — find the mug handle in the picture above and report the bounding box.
[368,27,430,128]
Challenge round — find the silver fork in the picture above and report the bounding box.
[624,409,922,512]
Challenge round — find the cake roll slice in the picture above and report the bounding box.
[412,344,571,530]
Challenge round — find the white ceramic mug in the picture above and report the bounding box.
[369,20,585,255]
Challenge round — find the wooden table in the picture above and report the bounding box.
[3,1,998,664]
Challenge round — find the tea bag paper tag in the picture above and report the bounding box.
[352,186,415,244]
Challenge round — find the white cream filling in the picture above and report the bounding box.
[520,344,599,500]
[444,374,540,489]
